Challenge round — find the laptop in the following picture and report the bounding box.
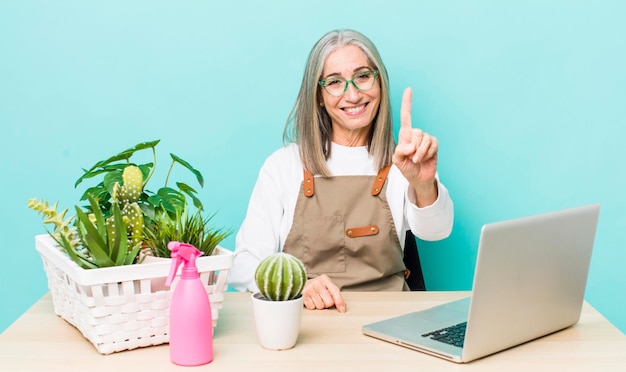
[362,204,600,363]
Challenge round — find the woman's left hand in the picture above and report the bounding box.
[392,87,439,206]
[302,274,346,313]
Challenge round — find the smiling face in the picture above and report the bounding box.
[320,45,381,147]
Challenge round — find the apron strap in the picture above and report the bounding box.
[371,165,391,196]
[303,165,392,197]
[303,169,315,197]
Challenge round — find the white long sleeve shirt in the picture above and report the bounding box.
[229,142,454,292]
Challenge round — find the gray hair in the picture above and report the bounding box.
[283,29,394,177]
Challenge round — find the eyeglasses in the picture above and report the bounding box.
[318,69,379,97]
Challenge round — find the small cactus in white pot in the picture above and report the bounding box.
[255,252,307,301]
[251,252,307,350]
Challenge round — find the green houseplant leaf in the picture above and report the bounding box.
[30,139,229,268]
[169,153,204,187]
[75,140,160,188]
[177,182,203,210]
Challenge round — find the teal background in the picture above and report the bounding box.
[1,1,624,335]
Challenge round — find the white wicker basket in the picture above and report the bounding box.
[34,234,233,355]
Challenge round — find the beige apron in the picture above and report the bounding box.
[282,166,408,291]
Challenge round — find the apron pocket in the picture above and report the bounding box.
[302,215,346,274]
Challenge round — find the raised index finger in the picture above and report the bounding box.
[398,87,414,145]
[400,87,413,131]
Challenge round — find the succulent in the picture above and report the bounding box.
[29,195,141,269]
[254,252,307,301]
[74,195,142,268]
[28,198,81,253]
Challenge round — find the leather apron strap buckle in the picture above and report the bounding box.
[346,225,379,238]
[371,165,391,196]
[303,170,315,197]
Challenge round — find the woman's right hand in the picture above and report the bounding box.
[392,87,439,207]
[302,274,346,313]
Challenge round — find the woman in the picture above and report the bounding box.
[229,29,453,312]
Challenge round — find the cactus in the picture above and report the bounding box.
[123,202,144,247]
[111,165,143,205]
[109,165,145,250]
[121,165,143,204]
[254,252,307,301]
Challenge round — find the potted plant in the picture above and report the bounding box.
[27,140,233,355]
[251,252,307,350]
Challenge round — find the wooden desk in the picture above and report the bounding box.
[1,291,625,371]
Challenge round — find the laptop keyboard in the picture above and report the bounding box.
[421,322,467,348]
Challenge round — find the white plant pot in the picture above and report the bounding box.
[251,292,303,350]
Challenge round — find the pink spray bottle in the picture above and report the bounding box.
[165,242,213,366]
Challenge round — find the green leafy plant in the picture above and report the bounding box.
[143,207,231,258]
[29,139,230,268]
[254,253,307,301]
[74,139,205,224]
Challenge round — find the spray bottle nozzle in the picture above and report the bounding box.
[165,242,204,287]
